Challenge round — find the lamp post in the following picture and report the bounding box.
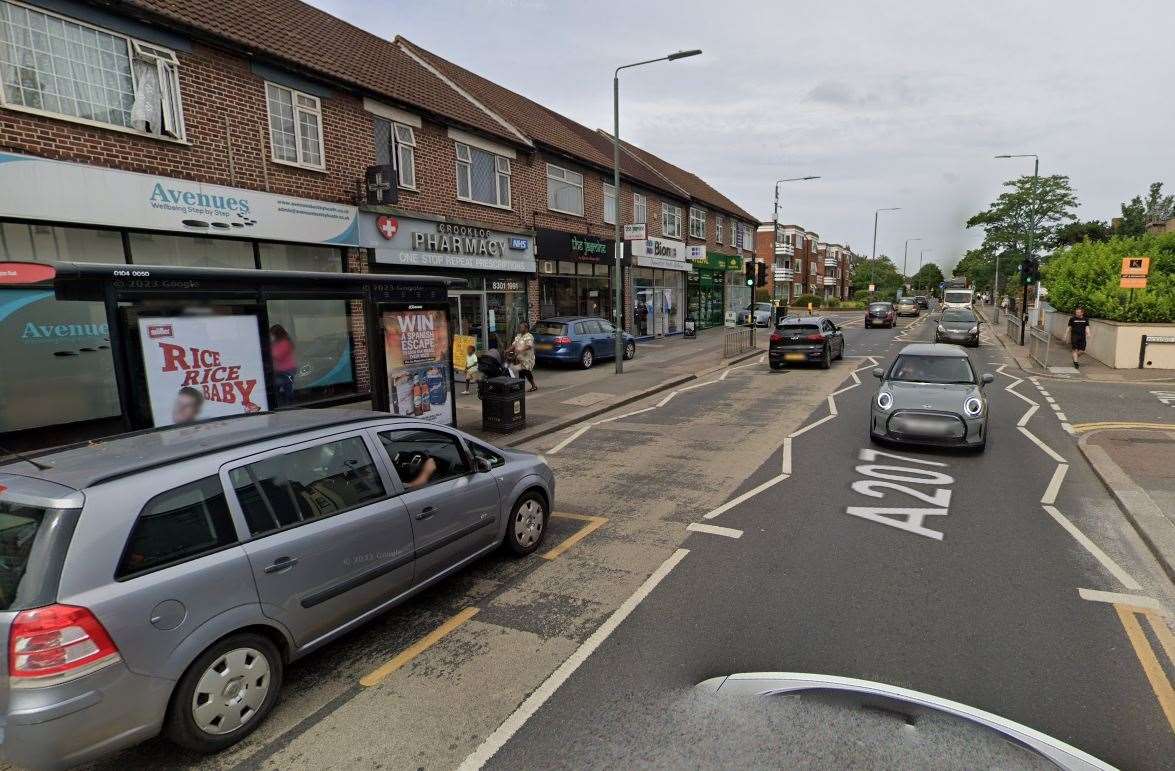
[772,175,820,302]
[995,153,1039,344]
[902,237,922,294]
[869,207,901,293]
[612,49,702,374]
[918,248,931,293]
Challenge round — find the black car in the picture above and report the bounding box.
[769,316,845,369]
[936,308,981,347]
[864,302,896,329]
[914,295,929,309]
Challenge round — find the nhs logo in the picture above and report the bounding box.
[509,237,529,251]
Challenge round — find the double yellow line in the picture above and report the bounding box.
[1069,421,1175,434]
[1114,603,1175,733]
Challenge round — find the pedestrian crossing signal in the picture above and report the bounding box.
[745,262,755,287]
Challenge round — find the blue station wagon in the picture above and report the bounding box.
[532,317,636,369]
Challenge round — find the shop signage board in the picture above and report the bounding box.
[633,237,690,271]
[138,315,268,427]
[623,223,647,241]
[687,250,742,271]
[384,308,453,426]
[0,151,359,245]
[536,229,612,263]
[1120,256,1150,289]
[366,214,536,273]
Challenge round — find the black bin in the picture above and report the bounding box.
[482,376,526,433]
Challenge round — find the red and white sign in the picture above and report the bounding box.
[138,315,268,427]
[0,262,56,285]
[376,215,399,240]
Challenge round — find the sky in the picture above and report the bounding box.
[309,0,1175,274]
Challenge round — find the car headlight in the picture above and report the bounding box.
[969,326,979,334]
[964,397,983,416]
[876,391,893,411]
[937,324,946,333]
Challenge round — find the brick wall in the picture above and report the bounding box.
[346,249,371,394]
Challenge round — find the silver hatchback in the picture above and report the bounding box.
[0,410,554,769]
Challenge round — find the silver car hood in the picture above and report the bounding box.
[882,380,981,410]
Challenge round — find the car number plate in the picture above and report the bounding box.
[536,343,553,351]
[785,352,806,361]
[906,418,945,433]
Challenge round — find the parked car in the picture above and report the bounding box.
[532,317,635,369]
[769,316,845,369]
[936,308,982,347]
[0,410,555,769]
[914,295,929,309]
[870,343,993,451]
[737,302,774,327]
[896,298,920,317]
[864,302,896,328]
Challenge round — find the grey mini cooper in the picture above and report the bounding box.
[870,343,994,451]
[0,410,554,769]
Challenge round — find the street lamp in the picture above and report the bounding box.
[773,175,820,302]
[869,207,901,291]
[612,49,702,374]
[994,153,1039,343]
[918,248,931,292]
[902,237,922,290]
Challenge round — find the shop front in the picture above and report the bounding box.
[627,236,689,338]
[535,228,613,322]
[687,247,741,330]
[0,151,361,445]
[362,213,535,354]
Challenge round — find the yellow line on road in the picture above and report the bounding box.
[1114,604,1175,734]
[1070,421,1175,434]
[359,606,480,687]
[542,513,608,560]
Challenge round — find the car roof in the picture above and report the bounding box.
[0,409,385,490]
[897,343,970,358]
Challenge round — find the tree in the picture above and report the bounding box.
[1043,233,1175,322]
[952,247,998,295]
[850,255,902,297]
[1056,220,1111,246]
[910,263,944,292]
[1116,182,1174,236]
[966,174,1078,261]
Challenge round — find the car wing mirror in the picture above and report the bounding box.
[475,457,493,473]
[980,373,995,386]
[872,367,885,379]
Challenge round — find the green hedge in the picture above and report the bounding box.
[1043,233,1175,322]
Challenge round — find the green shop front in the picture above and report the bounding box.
[687,248,741,329]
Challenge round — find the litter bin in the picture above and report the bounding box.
[482,376,526,433]
[684,316,697,338]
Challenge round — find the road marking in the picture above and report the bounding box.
[1061,422,1075,434]
[1040,463,1068,505]
[1077,588,1162,610]
[789,413,836,438]
[1039,390,1051,397]
[1017,405,1039,426]
[703,474,789,519]
[542,513,608,560]
[1005,382,1039,407]
[1045,396,1056,405]
[686,522,743,539]
[720,359,760,380]
[1055,412,1067,421]
[1114,604,1175,733]
[1044,505,1142,590]
[546,425,591,455]
[826,394,838,416]
[458,549,690,770]
[1018,426,1067,463]
[360,607,480,687]
[781,437,792,475]
[1070,421,1175,434]
[594,406,656,425]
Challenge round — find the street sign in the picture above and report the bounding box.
[623,223,647,241]
[939,281,946,288]
[868,283,876,292]
[1120,256,1150,289]
[364,164,398,206]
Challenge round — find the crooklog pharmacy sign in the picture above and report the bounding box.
[364,213,536,273]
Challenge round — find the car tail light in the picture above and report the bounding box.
[770,331,784,343]
[9,604,120,683]
[804,333,824,342]
[553,336,571,346]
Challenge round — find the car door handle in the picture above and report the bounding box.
[415,505,436,521]
[264,556,298,574]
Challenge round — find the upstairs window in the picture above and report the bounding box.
[603,182,616,224]
[457,142,511,208]
[374,117,416,188]
[546,163,584,216]
[689,207,706,239]
[662,202,682,239]
[633,193,647,224]
[266,83,324,169]
[715,216,724,243]
[0,0,184,139]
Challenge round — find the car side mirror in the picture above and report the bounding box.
[475,457,493,473]
[872,367,885,379]
[981,373,995,386]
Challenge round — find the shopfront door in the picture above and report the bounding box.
[448,293,486,347]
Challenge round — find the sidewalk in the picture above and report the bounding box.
[975,304,1175,383]
[1079,428,1175,583]
[458,326,766,446]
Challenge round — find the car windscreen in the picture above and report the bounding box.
[942,310,977,323]
[943,291,971,303]
[868,303,892,312]
[0,501,48,611]
[888,354,975,384]
[532,322,566,336]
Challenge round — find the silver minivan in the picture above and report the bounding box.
[0,409,554,769]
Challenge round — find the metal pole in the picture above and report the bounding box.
[773,181,780,302]
[1020,157,1038,346]
[869,210,879,291]
[993,253,1001,322]
[612,72,623,374]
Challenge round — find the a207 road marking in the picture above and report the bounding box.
[845,448,955,540]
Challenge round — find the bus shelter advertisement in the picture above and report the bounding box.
[384,309,452,425]
[138,316,268,427]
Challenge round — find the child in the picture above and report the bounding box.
[462,344,479,394]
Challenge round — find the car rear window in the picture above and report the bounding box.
[116,477,238,579]
[0,501,46,611]
[869,303,892,311]
[532,322,566,336]
[779,324,819,333]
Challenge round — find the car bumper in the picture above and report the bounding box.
[865,317,893,326]
[534,347,580,363]
[1,660,174,770]
[770,345,825,364]
[871,409,986,447]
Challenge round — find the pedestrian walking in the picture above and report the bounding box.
[510,322,538,392]
[1066,306,1090,368]
[461,344,479,395]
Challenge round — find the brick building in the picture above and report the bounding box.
[755,223,857,303]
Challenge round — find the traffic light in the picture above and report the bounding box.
[1020,257,1040,285]
[745,261,755,287]
[756,261,767,287]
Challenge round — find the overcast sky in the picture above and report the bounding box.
[310,0,1174,274]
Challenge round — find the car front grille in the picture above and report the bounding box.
[888,410,965,439]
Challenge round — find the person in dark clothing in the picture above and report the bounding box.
[1066,306,1090,368]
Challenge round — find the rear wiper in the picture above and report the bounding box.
[0,444,53,471]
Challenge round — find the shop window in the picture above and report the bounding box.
[633,193,646,225]
[128,233,254,269]
[0,1,184,140]
[689,207,706,239]
[662,203,682,239]
[259,243,343,272]
[546,163,583,216]
[603,183,616,225]
[0,223,125,264]
[265,299,359,407]
[374,117,416,189]
[456,142,511,208]
[265,82,324,170]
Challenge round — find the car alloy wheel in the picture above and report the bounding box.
[624,341,636,360]
[192,647,271,736]
[821,346,832,369]
[580,348,593,369]
[507,493,547,556]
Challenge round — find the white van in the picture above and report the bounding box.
[942,288,974,310]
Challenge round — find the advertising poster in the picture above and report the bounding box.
[138,316,269,427]
[384,309,453,425]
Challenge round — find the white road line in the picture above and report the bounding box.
[827,394,839,417]
[1077,588,1162,611]
[789,413,836,438]
[457,549,690,770]
[1042,505,1142,590]
[831,384,858,396]
[1040,391,1051,397]
[703,474,789,519]
[758,354,765,363]
[1018,426,1067,463]
[1054,412,1067,422]
[547,425,591,455]
[594,406,657,425]
[1061,422,1075,434]
[1041,463,1069,505]
[686,522,743,539]
[1045,396,1057,405]
[720,360,762,381]
[781,437,792,475]
[1017,405,1039,427]
[656,392,677,408]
